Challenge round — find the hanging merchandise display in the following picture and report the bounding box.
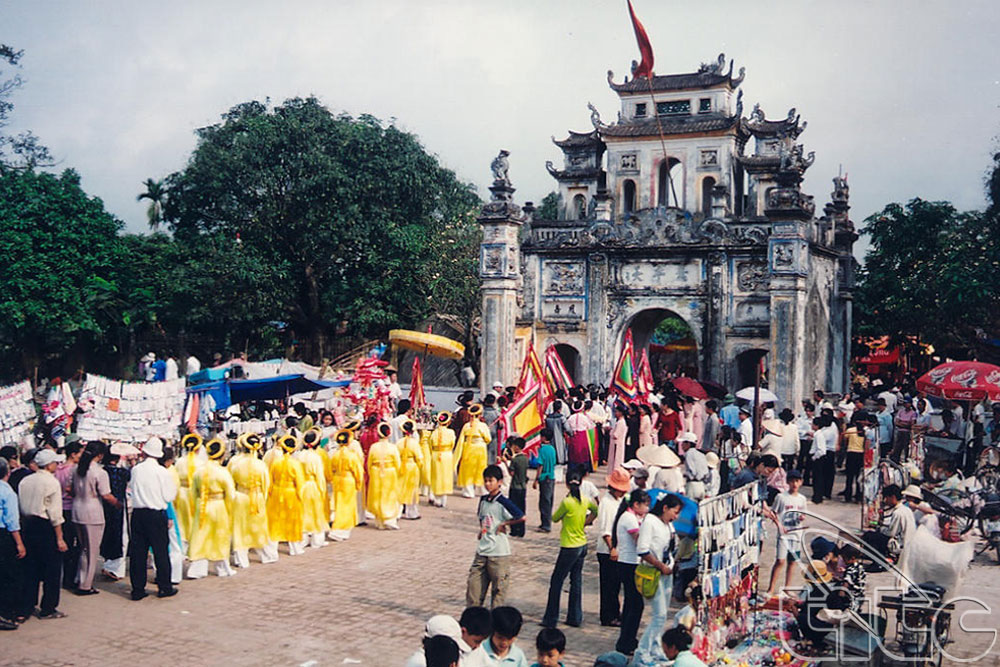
[0,380,34,446]
[695,481,765,662]
[76,374,186,443]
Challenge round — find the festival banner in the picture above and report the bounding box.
[410,356,426,410]
[502,379,544,456]
[544,346,574,393]
[636,347,654,404]
[515,341,552,407]
[611,329,638,401]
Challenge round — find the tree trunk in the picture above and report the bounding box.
[302,264,326,365]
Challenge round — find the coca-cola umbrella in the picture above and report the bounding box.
[915,361,1000,402]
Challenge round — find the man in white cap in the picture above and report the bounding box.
[17,448,68,620]
[704,452,721,497]
[679,432,709,501]
[403,613,476,667]
[127,437,178,600]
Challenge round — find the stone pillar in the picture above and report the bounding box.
[479,176,526,394]
[767,221,809,410]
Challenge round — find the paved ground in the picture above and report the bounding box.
[6,468,1000,666]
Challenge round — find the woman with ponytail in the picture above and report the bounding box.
[634,493,683,666]
[613,488,651,655]
[72,442,119,594]
[541,469,598,628]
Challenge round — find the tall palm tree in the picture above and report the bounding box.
[137,178,165,231]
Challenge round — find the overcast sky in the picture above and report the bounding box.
[4,1,999,261]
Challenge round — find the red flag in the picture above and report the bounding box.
[544,346,574,393]
[515,341,552,407]
[636,348,654,404]
[502,379,545,456]
[627,0,654,79]
[409,356,426,410]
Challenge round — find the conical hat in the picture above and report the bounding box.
[636,444,680,469]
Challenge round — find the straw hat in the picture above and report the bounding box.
[468,404,483,417]
[676,431,697,444]
[377,422,392,439]
[903,485,924,501]
[302,428,322,448]
[334,429,351,446]
[245,433,262,451]
[705,452,720,469]
[181,433,203,451]
[342,419,361,432]
[401,419,416,434]
[142,437,164,460]
[805,559,833,583]
[606,468,632,493]
[636,444,681,469]
[436,411,453,425]
[110,442,140,457]
[277,434,298,453]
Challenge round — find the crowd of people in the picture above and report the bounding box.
[3,363,983,664]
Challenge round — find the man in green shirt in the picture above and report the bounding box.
[507,438,529,538]
[532,428,557,532]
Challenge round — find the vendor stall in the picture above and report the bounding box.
[0,380,33,447]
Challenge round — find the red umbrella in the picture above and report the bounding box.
[671,376,708,399]
[916,361,1000,401]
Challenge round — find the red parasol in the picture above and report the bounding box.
[671,376,707,399]
[916,361,1000,402]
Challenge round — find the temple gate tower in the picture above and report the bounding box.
[478,53,856,408]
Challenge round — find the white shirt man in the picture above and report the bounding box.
[738,411,754,446]
[185,355,201,376]
[877,389,897,413]
[164,357,179,381]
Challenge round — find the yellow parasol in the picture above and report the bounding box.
[388,329,465,361]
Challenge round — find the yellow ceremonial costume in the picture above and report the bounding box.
[294,429,329,547]
[230,434,275,565]
[174,433,204,543]
[267,435,307,554]
[455,405,491,498]
[397,420,424,519]
[429,412,456,506]
[328,429,364,540]
[366,422,402,529]
[187,438,237,578]
[344,419,367,526]
[418,428,432,494]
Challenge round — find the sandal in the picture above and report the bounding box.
[36,610,67,620]
[74,588,99,596]
[13,614,29,624]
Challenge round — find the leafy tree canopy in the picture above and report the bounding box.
[0,167,122,375]
[536,191,560,220]
[855,197,1000,355]
[0,44,51,168]
[164,97,481,362]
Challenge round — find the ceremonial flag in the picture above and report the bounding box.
[515,341,552,407]
[587,426,599,470]
[502,379,545,456]
[627,0,654,79]
[636,347,654,403]
[611,329,638,401]
[544,346,574,393]
[409,355,426,410]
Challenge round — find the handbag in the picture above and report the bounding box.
[634,563,660,598]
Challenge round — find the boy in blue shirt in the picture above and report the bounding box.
[466,466,525,608]
[482,606,528,666]
[532,428,557,532]
[531,628,566,667]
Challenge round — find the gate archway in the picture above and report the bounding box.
[625,308,698,385]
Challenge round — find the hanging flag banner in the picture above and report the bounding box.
[611,329,638,401]
[502,379,545,456]
[544,346,574,393]
[627,0,654,78]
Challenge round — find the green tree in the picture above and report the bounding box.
[855,198,1000,355]
[0,167,122,377]
[0,44,51,168]
[536,191,561,220]
[136,178,166,230]
[163,97,481,363]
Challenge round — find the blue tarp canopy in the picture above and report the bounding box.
[187,366,231,384]
[186,380,232,411]
[227,374,342,403]
[647,489,699,538]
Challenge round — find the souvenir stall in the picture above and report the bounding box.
[691,482,825,666]
[76,374,186,443]
[0,380,34,447]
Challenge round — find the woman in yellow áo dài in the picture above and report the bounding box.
[367,422,402,530]
[187,437,237,579]
[174,432,204,546]
[294,429,330,548]
[230,433,276,567]
[418,425,432,499]
[327,429,364,541]
[454,404,491,498]
[267,434,307,556]
[397,419,424,520]
[343,418,368,526]
[428,411,456,507]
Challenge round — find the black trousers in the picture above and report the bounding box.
[811,453,830,502]
[615,562,644,654]
[509,487,526,537]
[843,452,864,502]
[0,529,24,619]
[62,509,80,588]
[542,545,588,627]
[129,508,172,594]
[537,479,555,531]
[597,552,621,625]
[21,516,61,615]
[799,439,813,485]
